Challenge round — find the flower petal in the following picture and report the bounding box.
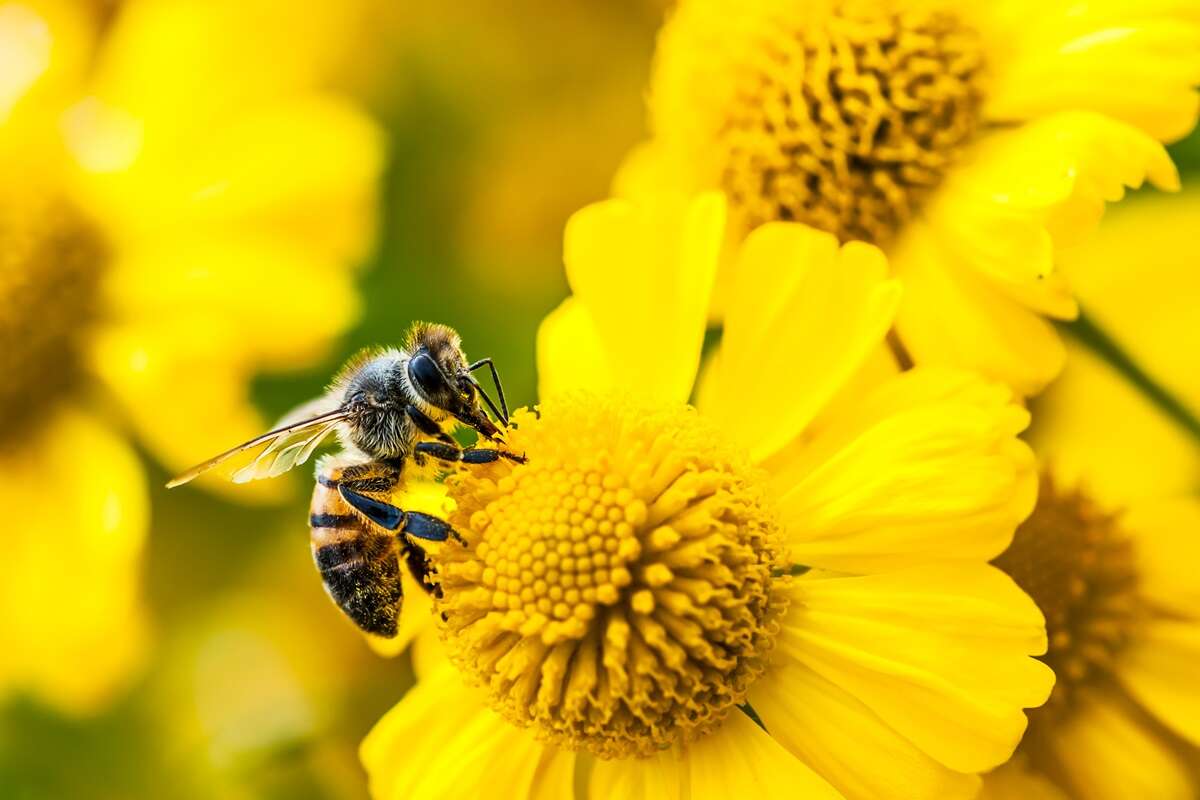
[978,759,1070,800]
[772,368,1036,572]
[780,565,1054,774]
[891,221,1066,397]
[536,297,612,400]
[750,663,981,800]
[895,112,1178,395]
[560,192,724,404]
[707,223,901,463]
[1048,690,1193,800]
[0,405,148,714]
[74,96,384,266]
[979,0,1200,141]
[685,710,844,800]
[1116,619,1200,746]
[1125,497,1200,617]
[362,666,574,800]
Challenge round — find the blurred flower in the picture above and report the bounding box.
[362,195,1052,800]
[0,0,382,713]
[627,0,1200,394]
[983,193,1200,800]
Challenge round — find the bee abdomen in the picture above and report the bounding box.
[310,467,402,637]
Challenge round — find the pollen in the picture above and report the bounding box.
[993,477,1141,734]
[661,0,984,245]
[433,395,787,758]
[0,192,107,443]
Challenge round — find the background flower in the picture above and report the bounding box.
[0,0,380,722]
[631,0,1200,395]
[984,192,1200,799]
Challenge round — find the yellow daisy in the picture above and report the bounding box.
[0,0,381,712]
[361,193,1053,799]
[982,194,1200,800]
[629,0,1199,395]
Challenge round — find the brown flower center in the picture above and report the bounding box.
[711,0,984,245]
[0,193,107,444]
[993,477,1142,739]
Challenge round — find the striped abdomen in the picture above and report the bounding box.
[309,463,402,637]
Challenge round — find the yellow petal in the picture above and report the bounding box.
[1124,497,1200,616]
[587,710,843,800]
[1051,191,1200,477]
[588,749,686,799]
[560,192,724,404]
[1116,619,1200,746]
[1031,346,1200,506]
[750,663,981,800]
[102,236,361,368]
[771,367,1036,572]
[891,221,1066,397]
[0,0,91,125]
[362,665,574,800]
[1049,689,1193,800]
[85,0,363,134]
[72,95,384,265]
[0,405,148,714]
[980,0,1200,142]
[895,112,1178,395]
[685,710,844,800]
[90,325,292,504]
[536,297,612,399]
[781,565,1054,774]
[978,759,1070,800]
[707,223,901,463]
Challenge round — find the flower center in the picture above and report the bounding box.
[993,477,1142,736]
[0,192,107,444]
[434,395,787,758]
[713,0,984,245]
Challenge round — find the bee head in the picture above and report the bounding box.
[405,324,502,439]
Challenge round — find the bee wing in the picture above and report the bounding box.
[166,403,347,488]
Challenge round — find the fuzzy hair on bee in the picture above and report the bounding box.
[166,321,524,637]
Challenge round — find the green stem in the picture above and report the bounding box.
[1058,311,1200,444]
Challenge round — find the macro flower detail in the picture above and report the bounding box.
[0,0,381,713]
[713,2,983,246]
[438,397,786,758]
[635,0,1199,394]
[363,193,1053,800]
[980,195,1200,800]
[994,479,1138,718]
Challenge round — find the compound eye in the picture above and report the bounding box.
[408,352,449,401]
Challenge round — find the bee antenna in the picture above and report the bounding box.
[468,375,508,427]
[467,358,510,422]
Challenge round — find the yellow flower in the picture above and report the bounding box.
[0,0,382,712]
[983,194,1200,800]
[362,194,1053,799]
[630,0,1199,395]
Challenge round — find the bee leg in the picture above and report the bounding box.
[400,541,442,598]
[405,404,457,446]
[401,511,466,546]
[413,441,527,465]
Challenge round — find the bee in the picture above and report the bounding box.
[167,322,523,637]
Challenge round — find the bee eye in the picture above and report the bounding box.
[408,352,450,400]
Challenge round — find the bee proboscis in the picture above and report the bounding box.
[168,322,523,637]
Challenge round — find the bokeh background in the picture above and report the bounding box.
[0,1,1197,798]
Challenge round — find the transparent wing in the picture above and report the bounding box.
[166,399,347,488]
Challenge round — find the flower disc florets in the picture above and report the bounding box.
[434,395,788,758]
[668,0,985,245]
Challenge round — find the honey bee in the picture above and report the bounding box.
[167,322,523,637]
